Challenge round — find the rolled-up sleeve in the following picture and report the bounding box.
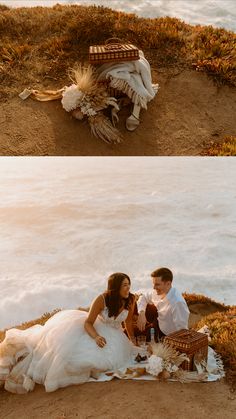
[137,291,153,313]
[172,302,190,330]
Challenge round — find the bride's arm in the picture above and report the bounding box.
[124,298,135,340]
[84,295,107,348]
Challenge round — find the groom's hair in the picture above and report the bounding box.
[151,267,173,282]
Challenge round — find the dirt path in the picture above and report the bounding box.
[0,70,235,156]
[0,378,235,419]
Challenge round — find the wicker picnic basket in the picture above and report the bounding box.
[164,329,208,371]
[89,38,140,65]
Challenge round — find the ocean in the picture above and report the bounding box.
[0,157,235,329]
[1,0,236,32]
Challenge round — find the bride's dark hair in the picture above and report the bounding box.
[104,272,134,318]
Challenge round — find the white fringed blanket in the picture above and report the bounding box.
[96,51,159,109]
[88,346,225,383]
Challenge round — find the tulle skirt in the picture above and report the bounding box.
[0,310,135,393]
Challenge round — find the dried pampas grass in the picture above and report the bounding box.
[150,342,189,367]
[69,64,97,95]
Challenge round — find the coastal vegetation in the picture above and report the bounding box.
[201,136,236,156]
[0,4,235,85]
[196,306,236,377]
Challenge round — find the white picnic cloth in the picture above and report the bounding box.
[88,325,225,383]
[88,346,224,383]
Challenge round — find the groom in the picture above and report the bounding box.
[136,267,189,341]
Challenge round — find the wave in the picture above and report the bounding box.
[0,269,235,329]
[2,0,236,32]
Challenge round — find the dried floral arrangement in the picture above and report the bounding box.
[19,65,122,144]
[115,342,209,382]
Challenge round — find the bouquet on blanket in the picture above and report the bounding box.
[146,342,208,382]
[132,325,223,382]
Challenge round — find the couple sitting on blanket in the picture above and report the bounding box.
[0,268,189,394]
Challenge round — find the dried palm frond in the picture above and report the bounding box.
[193,352,208,374]
[88,114,123,144]
[172,369,208,383]
[151,342,189,367]
[88,94,118,113]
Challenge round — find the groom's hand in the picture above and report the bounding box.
[137,311,147,331]
[95,335,107,348]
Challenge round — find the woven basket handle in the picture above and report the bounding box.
[104,38,124,50]
[105,37,124,45]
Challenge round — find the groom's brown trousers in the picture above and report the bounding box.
[134,303,166,342]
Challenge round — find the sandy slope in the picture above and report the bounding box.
[0,379,235,419]
[0,70,235,156]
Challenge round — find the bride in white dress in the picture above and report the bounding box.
[0,273,136,393]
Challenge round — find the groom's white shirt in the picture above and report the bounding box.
[137,287,190,335]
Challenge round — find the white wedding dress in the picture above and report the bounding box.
[0,307,135,393]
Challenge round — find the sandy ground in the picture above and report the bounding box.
[0,303,235,418]
[0,69,235,156]
[1,379,235,419]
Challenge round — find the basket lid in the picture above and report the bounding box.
[165,329,208,344]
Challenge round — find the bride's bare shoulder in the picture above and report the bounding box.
[91,294,105,310]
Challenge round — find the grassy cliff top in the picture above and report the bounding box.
[0,3,235,94]
[0,4,235,156]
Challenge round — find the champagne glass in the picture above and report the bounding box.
[137,335,147,354]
